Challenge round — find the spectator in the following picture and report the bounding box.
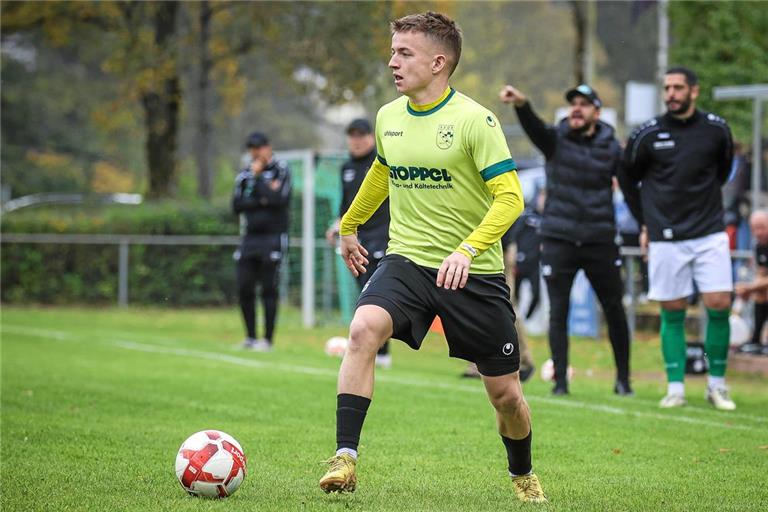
[735,210,768,355]
[500,83,633,396]
[620,67,736,410]
[232,132,292,352]
[326,118,393,368]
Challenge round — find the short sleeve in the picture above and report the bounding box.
[468,110,517,181]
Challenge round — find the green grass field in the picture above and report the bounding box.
[1,306,766,511]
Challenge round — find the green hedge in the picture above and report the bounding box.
[1,202,241,305]
[1,195,343,307]
[0,201,239,235]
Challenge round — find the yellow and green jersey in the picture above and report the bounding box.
[372,87,521,273]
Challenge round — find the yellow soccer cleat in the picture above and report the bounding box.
[319,453,357,493]
[511,473,548,503]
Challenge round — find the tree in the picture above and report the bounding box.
[669,1,768,143]
[2,1,183,198]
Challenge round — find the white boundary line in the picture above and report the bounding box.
[3,325,767,432]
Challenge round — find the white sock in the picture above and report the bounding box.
[336,448,357,460]
[509,469,533,477]
[667,382,685,396]
[707,376,725,389]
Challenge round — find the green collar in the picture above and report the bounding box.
[407,87,455,117]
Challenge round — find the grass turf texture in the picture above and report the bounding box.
[1,307,766,511]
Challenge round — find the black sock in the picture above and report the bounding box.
[752,303,768,345]
[336,393,371,451]
[377,341,390,356]
[502,431,532,476]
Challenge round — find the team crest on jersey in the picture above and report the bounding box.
[436,124,454,150]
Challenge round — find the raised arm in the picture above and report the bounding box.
[500,85,557,158]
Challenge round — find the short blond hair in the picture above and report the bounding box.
[391,11,462,76]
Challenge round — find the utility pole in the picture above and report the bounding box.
[656,0,669,114]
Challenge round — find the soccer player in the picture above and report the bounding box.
[621,67,736,410]
[326,118,393,368]
[500,83,633,396]
[735,210,768,356]
[232,132,292,352]
[318,12,546,503]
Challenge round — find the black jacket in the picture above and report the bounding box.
[620,110,733,242]
[340,148,390,251]
[232,159,292,235]
[515,102,622,244]
[501,207,542,274]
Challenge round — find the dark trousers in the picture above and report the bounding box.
[514,268,540,320]
[237,253,280,342]
[541,237,631,385]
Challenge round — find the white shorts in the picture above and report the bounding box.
[647,231,733,301]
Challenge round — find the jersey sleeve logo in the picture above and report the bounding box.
[485,115,497,127]
[436,124,455,150]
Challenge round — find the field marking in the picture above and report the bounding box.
[113,340,764,433]
[4,324,767,431]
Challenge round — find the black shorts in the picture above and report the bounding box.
[356,254,520,376]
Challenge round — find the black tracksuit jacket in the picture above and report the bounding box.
[232,159,292,235]
[619,110,733,242]
[339,148,390,252]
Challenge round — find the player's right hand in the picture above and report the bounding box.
[639,225,649,262]
[250,157,265,175]
[734,283,752,300]
[499,85,527,107]
[340,233,369,277]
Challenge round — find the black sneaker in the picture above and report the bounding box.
[519,364,535,383]
[614,380,634,396]
[551,383,569,396]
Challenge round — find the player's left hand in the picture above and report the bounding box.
[436,252,471,290]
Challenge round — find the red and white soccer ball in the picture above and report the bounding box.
[324,336,348,357]
[175,430,246,498]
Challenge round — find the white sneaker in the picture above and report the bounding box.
[249,339,273,352]
[706,385,736,410]
[375,354,392,369]
[241,337,257,349]
[659,393,687,408]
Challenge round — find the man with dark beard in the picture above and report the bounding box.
[620,67,735,410]
[500,84,633,397]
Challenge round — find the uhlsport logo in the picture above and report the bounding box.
[436,124,454,149]
[502,342,515,356]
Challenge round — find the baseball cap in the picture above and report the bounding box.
[346,118,373,135]
[565,84,602,108]
[246,131,270,148]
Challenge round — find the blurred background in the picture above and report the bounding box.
[2,0,766,326]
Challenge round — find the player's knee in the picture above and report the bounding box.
[347,317,386,355]
[703,293,731,310]
[261,286,278,299]
[489,386,525,414]
[238,285,254,301]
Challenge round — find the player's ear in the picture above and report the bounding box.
[432,54,447,75]
[690,84,700,101]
